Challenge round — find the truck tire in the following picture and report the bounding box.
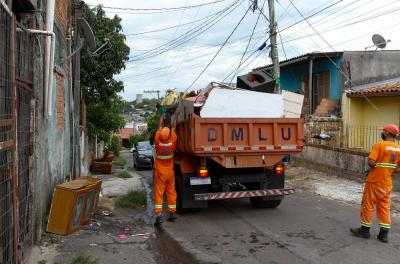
[250,198,281,208]
[176,181,193,214]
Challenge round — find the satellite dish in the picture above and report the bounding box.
[78,18,96,52]
[372,34,387,49]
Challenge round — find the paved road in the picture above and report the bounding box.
[137,169,400,264]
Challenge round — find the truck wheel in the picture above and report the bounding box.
[250,197,281,209]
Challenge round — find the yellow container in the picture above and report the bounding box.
[46,176,102,235]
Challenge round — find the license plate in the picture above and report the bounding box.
[190,177,211,186]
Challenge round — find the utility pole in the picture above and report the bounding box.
[267,0,280,94]
[143,90,160,100]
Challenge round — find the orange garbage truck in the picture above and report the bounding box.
[172,91,304,212]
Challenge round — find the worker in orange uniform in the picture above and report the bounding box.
[351,124,400,243]
[153,111,179,226]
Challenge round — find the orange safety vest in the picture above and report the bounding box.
[367,140,400,187]
[154,131,177,170]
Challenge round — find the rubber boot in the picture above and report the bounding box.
[167,212,177,222]
[350,226,370,239]
[154,215,163,226]
[377,228,389,243]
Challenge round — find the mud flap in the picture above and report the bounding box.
[176,173,208,209]
[263,171,285,201]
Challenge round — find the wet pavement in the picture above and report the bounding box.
[138,167,400,264]
[28,151,400,264]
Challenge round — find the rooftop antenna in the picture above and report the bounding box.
[364,34,391,54]
[78,18,96,52]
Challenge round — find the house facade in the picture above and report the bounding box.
[342,78,400,151]
[240,50,400,184]
[255,50,400,118]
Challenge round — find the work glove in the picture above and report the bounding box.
[159,105,166,115]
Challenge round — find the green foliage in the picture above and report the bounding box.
[116,190,147,208]
[128,133,148,146]
[134,98,158,111]
[108,135,122,157]
[147,113,160,133]
[82,4,130,141]
[86,96,126,142]
[117,171,132,179]
[71,255,99,264]
[112,156,126,166]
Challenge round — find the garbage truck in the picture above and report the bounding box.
[171,85,304,212]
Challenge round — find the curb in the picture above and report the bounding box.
[157,224,222,264]
[140,171,221,264]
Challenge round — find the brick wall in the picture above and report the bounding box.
[56,72,65,129]
[55,0,71,35]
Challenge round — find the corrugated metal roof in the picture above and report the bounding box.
[347,77,400,97]
[255,51,344,70]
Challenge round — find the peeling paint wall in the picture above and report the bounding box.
[30,0,89,243]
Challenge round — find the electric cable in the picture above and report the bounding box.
[230,0,266,83]
[186,5,252,91]
[128,0,242,61]
[88,0,227,11]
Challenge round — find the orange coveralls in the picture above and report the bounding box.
[153,131,178,215]
[360,141,400,229]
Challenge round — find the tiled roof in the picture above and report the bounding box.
[115,128,136,139]
[347,79,400,97]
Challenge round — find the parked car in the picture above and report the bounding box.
[132,141,153,170]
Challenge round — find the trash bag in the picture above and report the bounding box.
[161,89,179,109]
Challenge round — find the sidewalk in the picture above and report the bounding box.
[28,151,156,264]
[285,165,400,215]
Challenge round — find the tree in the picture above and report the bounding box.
[81,5,130,142]
[147,113,160,134]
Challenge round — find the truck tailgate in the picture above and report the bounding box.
[176,115,304,168]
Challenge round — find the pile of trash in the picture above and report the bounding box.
[159,83,304,122]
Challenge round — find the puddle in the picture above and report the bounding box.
[139,170,195,264]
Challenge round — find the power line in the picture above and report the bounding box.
[287,0,336,51]
[172,0,215,75]
[230,0,266,83]
[221,46,265,82]
[283,0,350,84]
[124,7,222,36]
[128,0,242,61]
[279,0,344,33]
[127,0,343,63]
[281,4,400,45]
[280,0,377,42]
[186,5,252,91]
[88,0,227,12]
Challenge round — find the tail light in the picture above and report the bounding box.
[274,163,285,175]
[198,168,209,177]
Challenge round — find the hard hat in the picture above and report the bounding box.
[159,127,170,143]
[382,124,399,136]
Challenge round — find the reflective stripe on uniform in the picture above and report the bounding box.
[379,223,391,229]
[157,154,174,160]
[360,221,372,227]
[168,204,176,208]
[375,162,397,169]
[154,204,163,209]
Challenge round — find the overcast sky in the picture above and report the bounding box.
[87,0,400,101]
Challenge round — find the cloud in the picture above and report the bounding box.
[88,0,400,101]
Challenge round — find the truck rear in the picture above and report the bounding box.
[173,114,304,212]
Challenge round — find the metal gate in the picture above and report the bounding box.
[1,2,35,263]
[16,19,34,260]
[0,3,17,263]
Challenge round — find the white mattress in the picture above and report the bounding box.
[200,88,284,118]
